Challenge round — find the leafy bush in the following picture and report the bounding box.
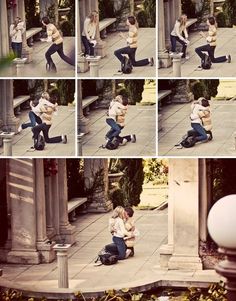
[60,20,73,36]
[181,0,196,18]
[191,81,205,100]
[216,12,226,27]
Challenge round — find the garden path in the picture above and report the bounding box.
[79,28,156,78]
[158,101,236,156]
[80,104,156,156]
[0,105,76,157]
[0,208,220,297]
[159,28,236,78]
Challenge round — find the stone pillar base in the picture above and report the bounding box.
[59,224,76,245]
[37,241,56,263]
[158,114,163,132]
[7,250,40,264]
[158,51,172,68]
[168,255,203,270]
[78,56,89,73]
[87,199,113,213]
[22,47,33,63]
[78,117,90,135]
[159,244,173,268]
[95,41,107,58]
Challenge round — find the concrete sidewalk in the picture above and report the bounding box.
[81,105,157,156]
[159,28,235,78]
[0,208,220,298]
[79,28,156,78]
[0,106,76,157]
[0,37,75,78]
[158,101,236,156]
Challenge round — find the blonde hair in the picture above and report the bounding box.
[41,92,50,100]
[111,206,125,219]
[178,14,187,27]
[89,11,98,23]
[114,95,123,103]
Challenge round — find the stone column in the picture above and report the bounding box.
[171,80,194,103]
[7,159,40,264]
[199,159,212,242]
[167,159,202,270]
[158,0,171,68]
[17,0,33,62]
[84,159,112,212]
[57,160,76,245]
[51,162,60,241]
[53,244,71,288]
[159,159,174,267]
[78,80,90,134]
[35,159,56,263]
[0,0,10,57]
[45,176,56,239]
[2,80,19,132]
[92,0,107,57]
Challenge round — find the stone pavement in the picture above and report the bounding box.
[159,28,236,78]
[81,105,156,156]
[79,28,156,78]
[0,37,75,78]
[0,208,220,298]
[158,101,236,156]
[0,106,76,157]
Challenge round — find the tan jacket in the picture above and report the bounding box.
[47,24,63,45]
[206,25,217,47]
[124,218,135,248]
[198,106,212,131]
[127,25,138,48]
[40,105,56,125]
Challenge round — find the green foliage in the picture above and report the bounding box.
[24,0,41,29]
[98,0,130,25]
[124,80,145,104]
[67,159,86,199]
[59,0,75,35]
[56,80,75,105]
[143,0,156,27]
[143,159,168,184]
[216,12,227,27]
[191,80,220,100]
[60,20,74,36]
[223,0,236,26]
[181,0,196,18]
[0,53,15,70]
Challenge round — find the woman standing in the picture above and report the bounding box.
[41,16,75,73]
[195,16,231,70]
[81,11,98,56]
[170,14,189,59]
[9,17,25,58]
[114,16,154,71]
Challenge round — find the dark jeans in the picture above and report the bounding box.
[106,118,121,140]
[11,42,22,58]
[191,123,208,141]
[81,35,95,56]
[45,42,75,67]
[170,35,187,58]
[32,123,62,143]
[112,236,127,260]
[22,111,42,129]
[195,44,227,63]
[105,242,134,255]
[114,46,149,67]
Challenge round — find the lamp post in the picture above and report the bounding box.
[208,194,236,301]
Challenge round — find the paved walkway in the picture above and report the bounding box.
[81,105,156,156]
[0,208,220,298]
[159,28,235,78]
[79,28,156,78]
[0,106,76,157]
[158,101,236,156]
[0,37,75,78]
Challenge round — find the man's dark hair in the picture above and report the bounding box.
[42,16,50,25]
[122,96,129,106]
[208,16,215,25]
[128,16,136,25]
[201,98,210,107]
[125,207,134,217]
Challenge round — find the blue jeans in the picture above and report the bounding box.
[11,42,22,58]
[112,236,127,260]
[195,44,227,63]
[191,123,208,141]
[81,36,95,56]
[106,118,121,140]
[114,46,149,66]
[45,42,75,67]
[170,35,187,58]
[22,111,42,129]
